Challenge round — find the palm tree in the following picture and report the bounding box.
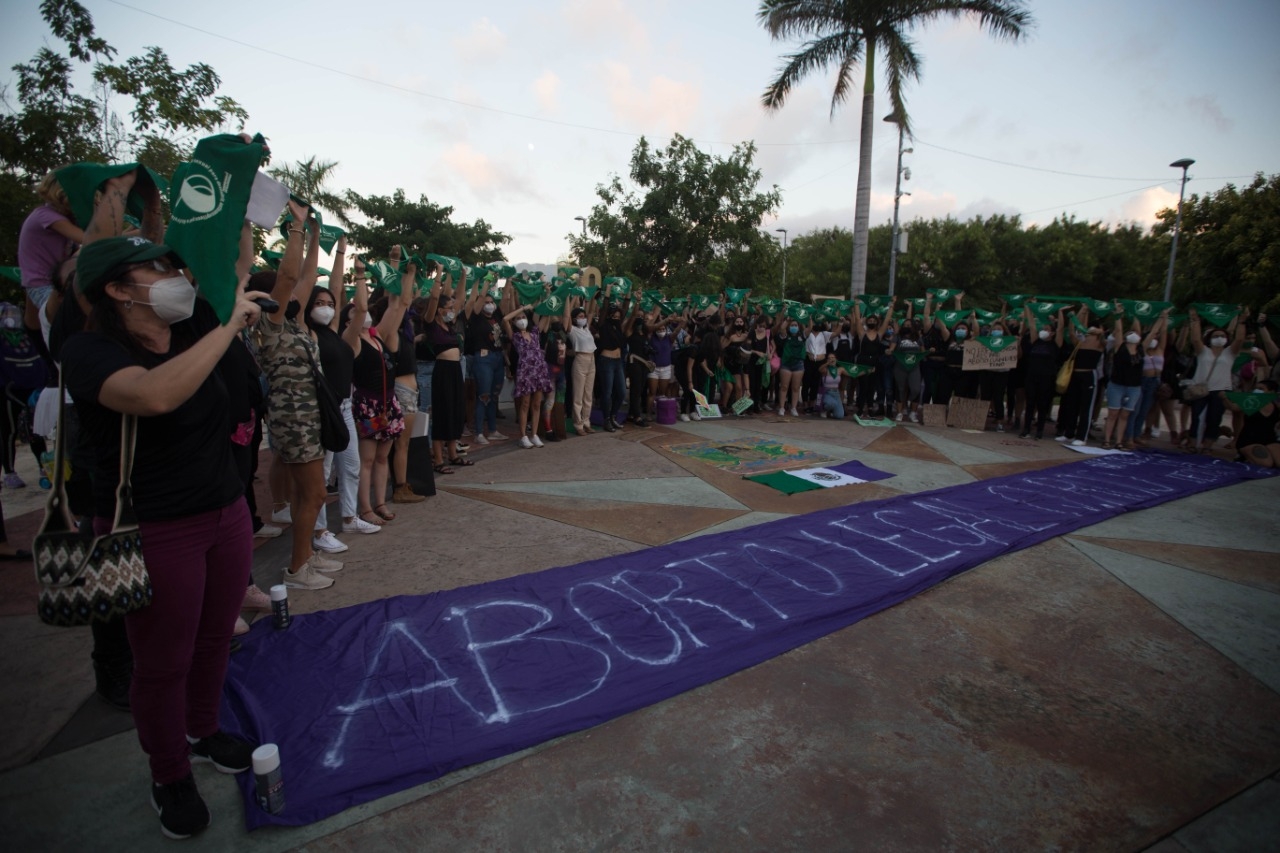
[759,0,1031,296]
[267,155,353,227]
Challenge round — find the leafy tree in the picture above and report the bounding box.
[0,0,247,184]
[1154,173,1280,311]
[758,0,1032,296]
[343,189,511,263]
[574,134,781,293]
[268,156,353,226]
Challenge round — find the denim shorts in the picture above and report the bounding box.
[1105,383,1140,412]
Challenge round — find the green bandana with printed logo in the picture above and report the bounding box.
[1028,301,1074,318]
[893,350,925,370]
[1117,299,1173,322]
[689,294,716,311]
[974,308,1001,323]
[787,303,814,322]
[512,280,546,305]
[936,310,968,329]
[724,288,750,306]
[975,335,1018,353]
[1079,298,1116,318]
[425,254,464,283]
[605,276,633,297]
[533,292,565,317]
[165,134,268,324]
[837,361,872,378]
[1191,303,1240,329]
[927,288,963,301]
[1226,391,1277,416]
[1000,294,1030,309]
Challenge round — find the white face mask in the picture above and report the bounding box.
[362,313,374,330]
[574,317,588,328]
[443,310,456,323]
[135,275,196,324]
[0,318,19,330]
[483,303,497,315]
[1147,339,1159,349]
[1210,336,1227,347]
[515,318,528,330]
[656,329,668,338]
[990,329,1004,338]
[1038,329,1051,341]
[311,305,335,326]
[1125,332,1141,345]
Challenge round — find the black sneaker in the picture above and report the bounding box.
[151,774,210,839]
[188,731,254,774]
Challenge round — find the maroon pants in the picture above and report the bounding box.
[99,498,252,783]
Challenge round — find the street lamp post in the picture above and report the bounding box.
[775,228,788,297]
[1163,159,1194,303]
[884,113,912,298]
[573,215,587,237]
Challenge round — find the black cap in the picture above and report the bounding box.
[75,236,184,303]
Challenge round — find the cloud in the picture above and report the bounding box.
[456,17,508,58]
[533,71,560,113]
[1185,95,1233,133]
[602,62,700,135]
[1117,185,1179,226]
[561,0,648,53]
[438,142,538,203]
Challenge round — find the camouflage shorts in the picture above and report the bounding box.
[266,392,324,464]
[393,381,418,415]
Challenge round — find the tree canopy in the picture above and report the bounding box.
[572,134,781,294]
[343,189,512,263]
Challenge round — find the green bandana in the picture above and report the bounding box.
[54,162,166,231]
[936,310,968,329]
[605,276,633,297]
[1028,301,1073,318]
[974,308,1001,322]
[165,134,267,324]
[533,293,565,316]
[689,294,716,311]
[894,351,925,370]
[486,263,517,279]
[724,288,750,306]
[0,267,21,284]
[557,265,581,279]
[365,260,400,294]
[837,361,872,379]
[760,299,783,317]
[1166,313,1187,330]
[1117,299,1173,321]
[787,303,814,322]
[1079,298,1115,318]
[862,294,891,310]
[1226,391,1277,416]
[1191,303,1240,329]
[1000,294,1030,309]
[927,288,963,301]
[512,280,546,305]
[974,335,1018,353]
[905,297,926,312]
[425,254,464,283]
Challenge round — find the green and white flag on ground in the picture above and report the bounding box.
[1226,391,1276,416]
[55,162,166,231]
[1191,303,1240,328]
[165,134,267,324]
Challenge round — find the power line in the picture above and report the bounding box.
[1014,181,1173,218]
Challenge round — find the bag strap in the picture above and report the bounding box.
[108,413,138,532]
[38,370,75,535]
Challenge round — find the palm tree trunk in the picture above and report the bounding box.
[849,38,875,297]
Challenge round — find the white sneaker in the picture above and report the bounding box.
[270,506,292,524]
[909,411,919,423]
[233,616,250,636]
[310,552,343,573]
[1055,436,1069,443]
[690,411,702,421]
[342,516,381,535]
[283,562,334,590]
[777,406,787,416]
[488,431,509,441]
[895,413,904,422]
[530,434,544,448]
[679,413,690,422]
[312,530,348,553]
[519,436,533,449]
[254,523,283,538]
[1071,439,1085,447]
[789,408,799,417]
[473,433,490,446]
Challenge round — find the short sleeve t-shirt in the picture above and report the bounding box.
[61,316,243,522]
[18,205,75,291]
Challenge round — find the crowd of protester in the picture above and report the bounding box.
[2,140,1277,838]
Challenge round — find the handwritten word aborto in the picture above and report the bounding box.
[222,453,1274,829]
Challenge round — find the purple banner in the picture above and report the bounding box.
[222,453,1274,828]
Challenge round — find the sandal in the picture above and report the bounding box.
[1100,442,1113,450]
[433,463,455,475]
[373,504,397,521]
[449,457,475,466]
[359,510,386,526]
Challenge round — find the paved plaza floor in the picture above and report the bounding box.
[1,408,1277,851]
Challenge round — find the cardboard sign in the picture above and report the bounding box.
[946,396,990,430]
[962,340,1018,371]
[920,404,948,427]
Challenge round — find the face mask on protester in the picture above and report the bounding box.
[311,305,335,326]
[1147,339,1159,349]
[362,313,374,330]
[990,329,1004,338]
[134,276,196,324]
[788,325,799,335]
[1038,329,1052,341]
[1125,332,1141,345]
[575,317,588,328]
[443,310,456,323]
[483,302,497,315]
[656,328,668,338]
[515,318,528,330]
[1210,335,1227,347]
[954,327,967,339]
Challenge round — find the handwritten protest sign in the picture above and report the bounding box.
[962,338,1018,371]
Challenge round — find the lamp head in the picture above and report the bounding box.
[1170,158,1195,170]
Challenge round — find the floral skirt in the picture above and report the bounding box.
[352,388,404,442]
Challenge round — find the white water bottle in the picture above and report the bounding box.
[252,743,285,814]
[269,584,291,630]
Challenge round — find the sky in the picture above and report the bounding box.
[3,0,1279,273]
